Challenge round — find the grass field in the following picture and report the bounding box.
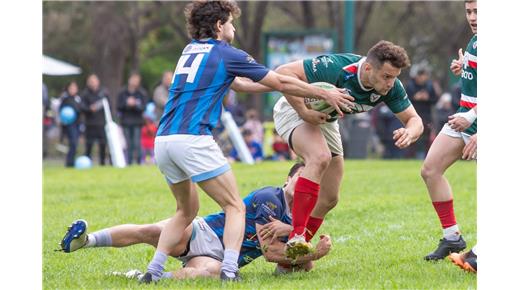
[43,160,476,289]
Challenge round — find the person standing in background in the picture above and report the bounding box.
[59,81,82,167]
[405,63,439,159]
[153,71,173,119]
[81,74,109,165]
[117,72,148,165]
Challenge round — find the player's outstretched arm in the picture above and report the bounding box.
[393,106,424,149]
[259,70,354,118]
[231,77,274,93]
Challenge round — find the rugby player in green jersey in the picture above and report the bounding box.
[421,0,477,265]
[271,41,424,258]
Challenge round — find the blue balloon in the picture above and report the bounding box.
[74,156,92,169]
[145,102,155,114]
[60,106,77,125]
[144,102,157,121]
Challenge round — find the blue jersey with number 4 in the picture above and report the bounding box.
[157,39,269,136]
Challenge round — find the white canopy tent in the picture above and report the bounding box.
[43,55,82,76]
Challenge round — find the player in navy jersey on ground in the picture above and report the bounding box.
[139,0,351,282]
[59,163,332,280]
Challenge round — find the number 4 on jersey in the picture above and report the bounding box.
[174,53,204,83]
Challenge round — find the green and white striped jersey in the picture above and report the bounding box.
[457,34,477,135]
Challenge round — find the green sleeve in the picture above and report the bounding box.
[384,79,411,114]
[303,55,345,85]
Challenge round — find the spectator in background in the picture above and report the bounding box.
[434,92,455,134]
[117,72,148,165]
[271,129,293,161]
[81,74,109,165]
[223,90,245,126]
[374,104,404,159]
[141,111,158,165]
[59,81,82,167]
[405,62,439,159]
[228,129,264,163]
[152,71,173,119]
[242,108,264,143]
[43,83,50,159]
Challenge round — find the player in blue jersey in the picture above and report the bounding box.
[145,1,352,282]
[59,163,332,280]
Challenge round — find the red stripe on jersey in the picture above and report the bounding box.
[468,60,477,69]
[460,100,477,109]
[342,64,358,74]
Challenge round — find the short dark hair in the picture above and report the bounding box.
[184,0,241,40]
[288,162,305,178]
[366,40,410,69]
[242,129,252,136]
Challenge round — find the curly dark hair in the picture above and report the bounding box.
[366,40,410,69]
[184,0,241,40]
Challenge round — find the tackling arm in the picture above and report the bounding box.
[255,223,331,265]
[231,77,274,93]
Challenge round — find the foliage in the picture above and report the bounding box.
[43,1,472,110]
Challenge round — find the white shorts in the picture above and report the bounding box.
[176,217,224,266]
[440,123,472,144]
[155,134,230,184]
[273,96,343,156]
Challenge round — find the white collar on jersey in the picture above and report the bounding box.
[357,57,373,92]
[282,188,292,219]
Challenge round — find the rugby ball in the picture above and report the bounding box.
[304,82,346,122]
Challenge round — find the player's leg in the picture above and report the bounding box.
[166,256,221,280]
[421,128,466,260]
[307,155,343,241]
[144,180,199,282]
[91,220,167,248]
[449,244,477,273]
[285,123,331,257]
[198,171,245,280]
[59,219,162,253]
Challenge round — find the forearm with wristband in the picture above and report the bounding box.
[454,109,477,124]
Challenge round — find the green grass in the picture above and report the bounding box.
[43,160,476,289]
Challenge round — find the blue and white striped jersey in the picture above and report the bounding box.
[157,39,269,136]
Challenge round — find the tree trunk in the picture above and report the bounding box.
[89,2,129,110]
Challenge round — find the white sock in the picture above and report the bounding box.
[85,234,96,247]
[221,249,239,277]
[471,244,478,255]
[443,224,461,241]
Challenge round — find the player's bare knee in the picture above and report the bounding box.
[177,208,198,223]
[320,195,339,212]
[421,163,437,181]
[308,152,332,173]
[224,200,246,215]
